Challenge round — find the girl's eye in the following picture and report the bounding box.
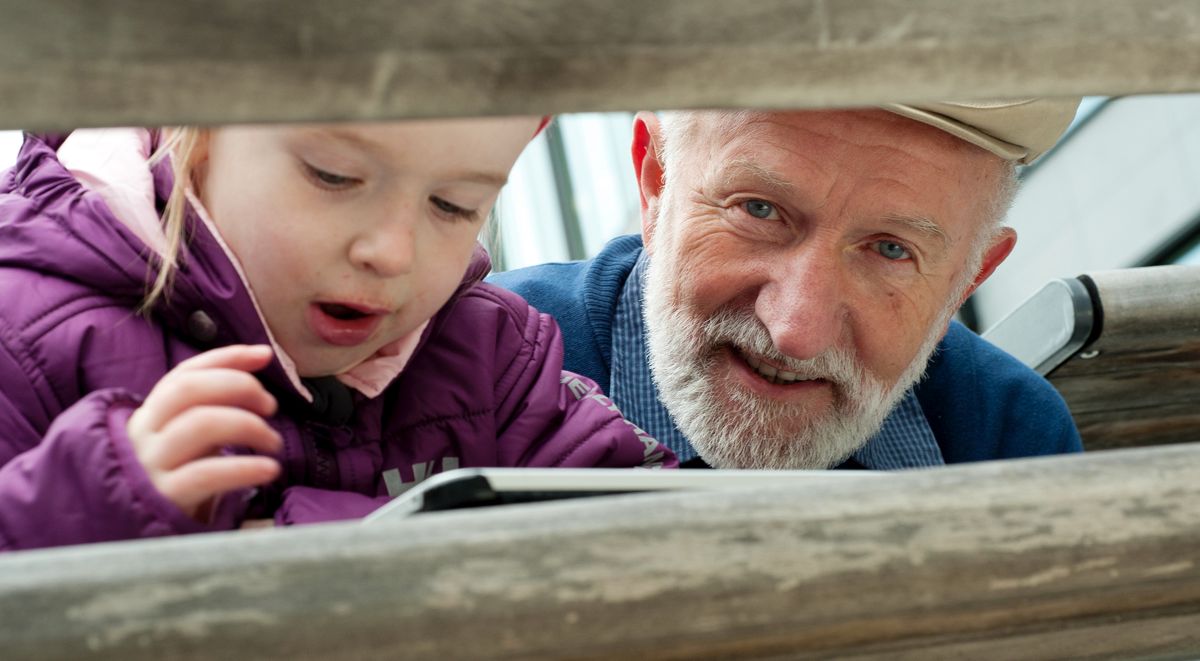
[743,199,779,220]
[431,196,479,222]
[874,240,911,261]
[305,163,359,189]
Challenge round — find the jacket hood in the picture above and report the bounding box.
[0,133,160,302]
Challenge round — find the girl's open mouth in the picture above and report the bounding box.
[320,303,370,320]
[307,302,385,347]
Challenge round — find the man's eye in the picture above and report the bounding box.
[875,240,911,261]
[743,199,778,220]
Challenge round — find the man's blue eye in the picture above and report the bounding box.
[876,241,910,260]
[744,200,776,219]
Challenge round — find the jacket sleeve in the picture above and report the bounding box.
[0,388,218,551]
[274,486,390,526]
[488,290,677,470]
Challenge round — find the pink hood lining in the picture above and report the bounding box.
[57,128,424,400]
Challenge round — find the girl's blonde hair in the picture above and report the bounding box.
[141,127,207,313]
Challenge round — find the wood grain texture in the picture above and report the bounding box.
[2,0,1200,130]
[1049,265,1200,450]
[2,445,1200,659]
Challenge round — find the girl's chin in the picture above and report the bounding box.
[292,348,374,380]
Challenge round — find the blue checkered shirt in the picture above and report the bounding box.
[608,252,945,469]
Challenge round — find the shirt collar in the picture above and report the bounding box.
[609,249,944,470]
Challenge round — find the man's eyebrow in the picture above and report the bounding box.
[714,159,797,197]
[883,214,952,250]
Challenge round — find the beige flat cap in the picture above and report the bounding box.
[881,98,1082,165]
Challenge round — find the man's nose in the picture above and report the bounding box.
[348,216,417,278]
[753,245,846,361]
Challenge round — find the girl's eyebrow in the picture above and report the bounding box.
[311,127,380,154]
[445,170,509,187]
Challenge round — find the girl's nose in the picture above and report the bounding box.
[348,220,416,277]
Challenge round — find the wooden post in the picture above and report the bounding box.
[2,0,1200,129]
[1050,265,1200,449]
[1,445,1199,659]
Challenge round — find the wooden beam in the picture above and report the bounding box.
[1050,265,1200,450]
[3,0,1200,130]
[3,445,1200,658]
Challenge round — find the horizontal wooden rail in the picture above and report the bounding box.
[2,0,1200,129]
[2,445,1200,659]
[1049,265,1200,450]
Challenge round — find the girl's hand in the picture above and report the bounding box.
[127,345,284,520]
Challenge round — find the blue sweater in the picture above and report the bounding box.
[492,235,1082,464]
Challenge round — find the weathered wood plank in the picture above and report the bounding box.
[1049,265,1200,450]
[2,445,1200,659]
[2,0,1200,130]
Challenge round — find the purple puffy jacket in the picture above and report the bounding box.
[0,132,674,551]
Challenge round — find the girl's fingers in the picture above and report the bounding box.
[144,406,283,471]
[124,345,284,519]
[132,368,278,436]
[158,456,281,515]
[173,344,275,373]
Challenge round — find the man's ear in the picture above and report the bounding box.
[956,227,1017,308]
[632,111,665,253]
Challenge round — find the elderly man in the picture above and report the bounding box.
[493,100,1083,469]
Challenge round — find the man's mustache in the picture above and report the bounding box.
[698,309,863,393]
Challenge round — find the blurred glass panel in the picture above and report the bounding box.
[491,114,641,271]
[557,113,640,256]
[1173,241,1200,264]
[489,131,568,272]
[1,131,21,168]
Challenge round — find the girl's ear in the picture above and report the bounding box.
[187,128,212,193]
[192,129,211,162]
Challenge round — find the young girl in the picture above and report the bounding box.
[0,119,674,551]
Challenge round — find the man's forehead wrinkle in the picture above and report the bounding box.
[720,108,998,177]
[701,123,833,199]
[680,113,741,172]
[696,111,796,152]
[710,112,948,185]
[738,114,840,152]
[780,110,979,180]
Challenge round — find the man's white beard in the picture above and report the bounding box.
[643,253,950,470]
